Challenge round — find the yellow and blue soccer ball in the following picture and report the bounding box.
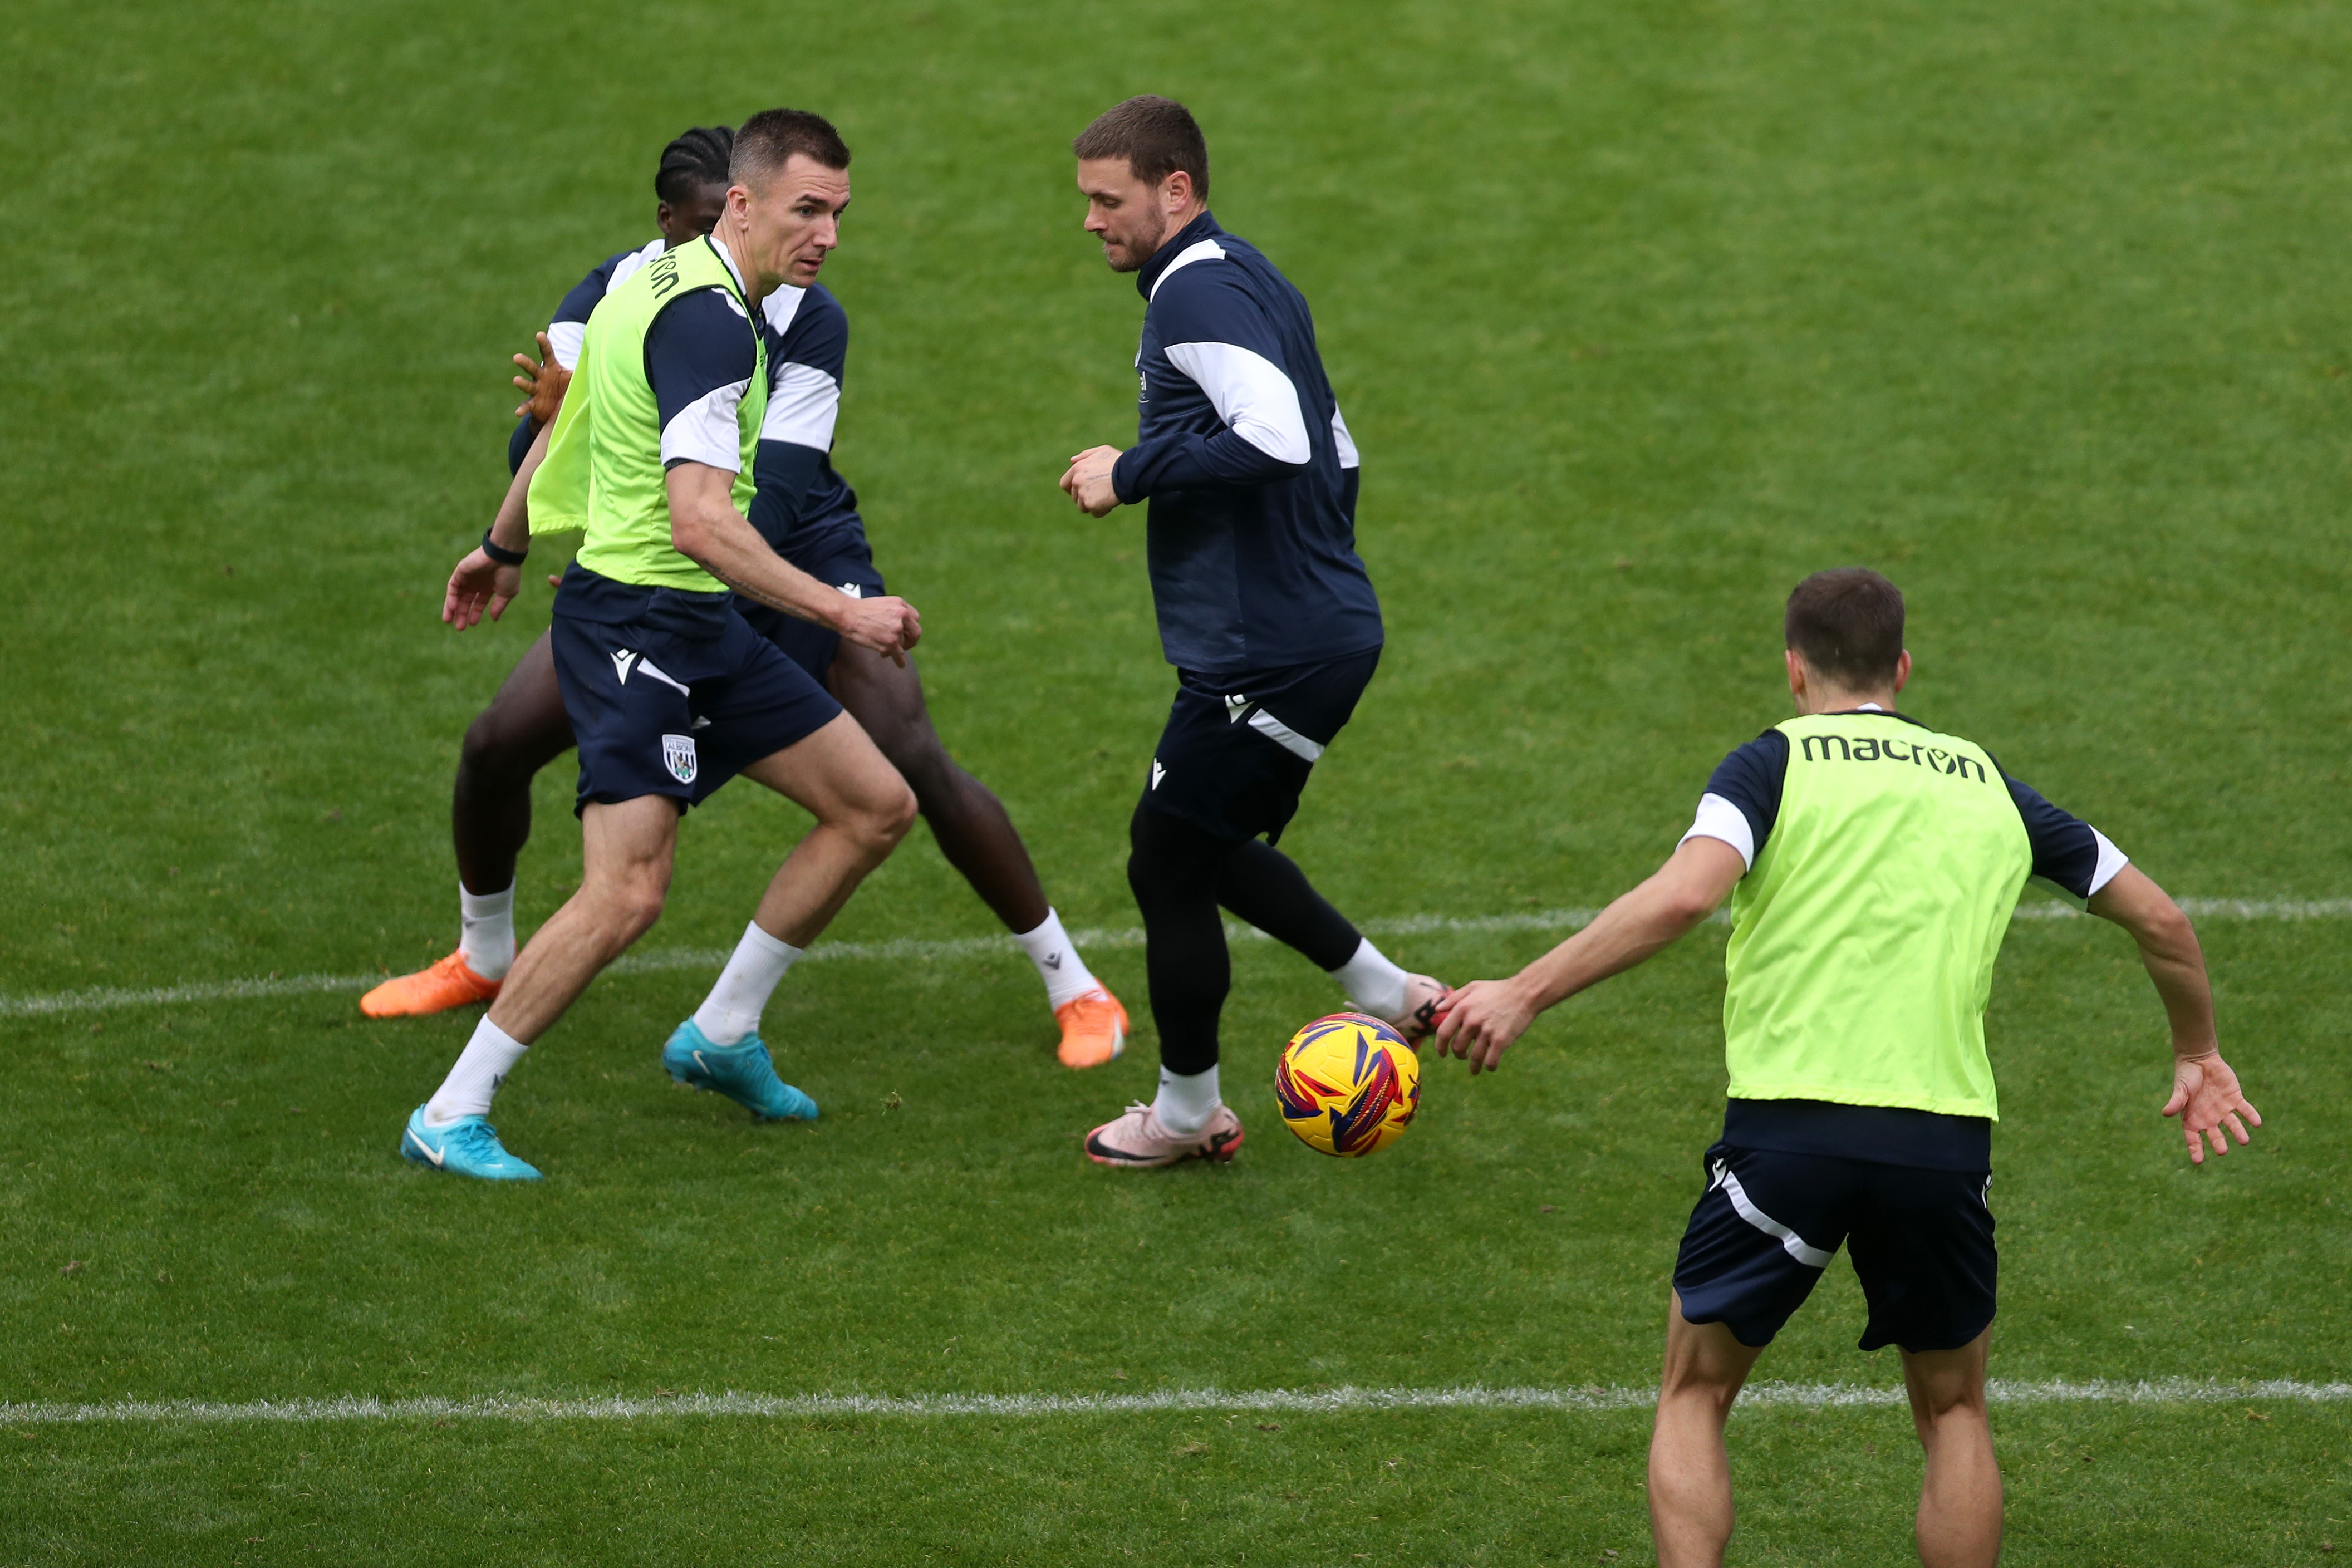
[1275,1012,1422,1157]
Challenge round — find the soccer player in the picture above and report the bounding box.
[1059,96,1447,1168]
[401,110,930,1181]
[1432,569,2260,1568]
[366,124,1128,1069]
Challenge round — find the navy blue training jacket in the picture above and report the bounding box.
[1110,213,1383,677]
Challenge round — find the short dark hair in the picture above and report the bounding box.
[1072,95,1209,200]
[1784,568,1906,687]
[656,126,735,205]
[730,108,851,187]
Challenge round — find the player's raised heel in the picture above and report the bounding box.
[361,951,502,1019]
[662,1019,818,1122]
[1386,973,1451,1045]
[399,1107,543,1181]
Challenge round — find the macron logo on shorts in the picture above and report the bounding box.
[1151,759,1166,790]
[612,650,639,684]
[1224,694,1250,723]
[662,734,699,785]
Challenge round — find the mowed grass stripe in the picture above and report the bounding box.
[5,1378,2346,1426]
[4,898,2348,1019]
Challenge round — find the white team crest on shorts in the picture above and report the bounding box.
[661,734,699,785]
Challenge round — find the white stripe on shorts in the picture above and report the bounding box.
[1716,1163,1835,1268]
[635,657,691,697]
[1248,707,1324,762]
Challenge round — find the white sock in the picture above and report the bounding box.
[1153,1064,1221,1136]
[458,882,516,980]
[690,922,803,1046]
[424,1017,529,1126]
[1013,908,1101,1009]
[1329,936,1411,1020]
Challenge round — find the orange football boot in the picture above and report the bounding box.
[1054,985,1128,1069]
[360,951,502,1019]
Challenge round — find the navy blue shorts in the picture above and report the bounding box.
[1140,647,1381,844]
[549,566,843,814]
[732,545,887,689]
[1673,1141,1997,1353]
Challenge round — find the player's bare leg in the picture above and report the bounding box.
[407,715,914,1176]
[828,642,1127,1066]
[453,631,572,903]
[396,793,679,1180]
[828,644,1043,930]
[364,633,572,1018]
[485,793,680,1041]
[662,712,918,1118]
[1901,1330,2002,1568]
[734,711,920,946]
[1647,1296,1764,1568]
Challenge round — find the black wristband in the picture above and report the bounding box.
[480,529,528,567]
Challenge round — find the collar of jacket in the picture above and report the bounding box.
[1135,210,1223,299]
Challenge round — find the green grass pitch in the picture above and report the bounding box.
[4,0,2350,1561]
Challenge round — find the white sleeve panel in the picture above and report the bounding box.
[1331,405,1360,469]
[1161,341,1313,464]
[659,378,752,473]
[608,238,664,289]
[546,320,587,372]
[2087,829,2128,897]
[1679,793,1755,868]
[761,283,807,336]
[760,361,842,450]
[2031,829,2130,910]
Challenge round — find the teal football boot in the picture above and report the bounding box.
[662,1019,819,1121]
[400,1107,544,1181]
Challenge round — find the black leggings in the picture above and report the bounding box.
[1127,800,1362,1076]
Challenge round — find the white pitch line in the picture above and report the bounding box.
[3,898,2345,1020]
[1,1378,2344,1427]
[0,911,1599,1019]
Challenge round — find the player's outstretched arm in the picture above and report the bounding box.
[666,461,921,665]
[443,420,552,628]
[2086,864,2260,1164]
[1434,837,1746,1075]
